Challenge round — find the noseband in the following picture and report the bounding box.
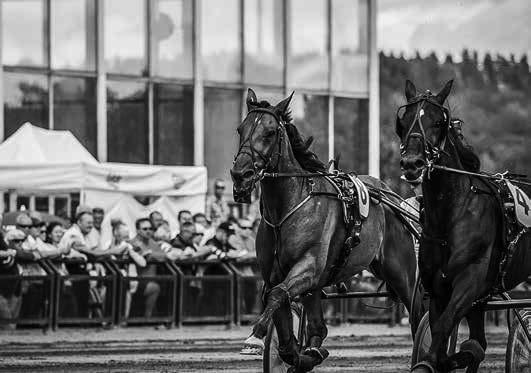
[234,107,285,185]
[397,92,451,166]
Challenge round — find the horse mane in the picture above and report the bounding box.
[252,100,326,172]
[448,125,481,172]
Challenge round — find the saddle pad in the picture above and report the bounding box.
[349,175,370,219]
[506,181,531,228]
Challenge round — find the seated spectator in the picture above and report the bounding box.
[228,219,256,260]
[205,222,239,262]
[92,208,105,234]
[153,221,173,253]
[177,210,193,233]
[0,230,25,328]
[149,211,165,231]
[105,219,146,321]
[167,222,210,261]
[59,206,109,319]
[129,218,168,317]
[193,213,215,244]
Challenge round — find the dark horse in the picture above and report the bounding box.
[396,79,531,373]
[231,88,421,372]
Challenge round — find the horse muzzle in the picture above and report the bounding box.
[233,186,252,204]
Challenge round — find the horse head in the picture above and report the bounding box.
[395,79,453,183]
[231,88,293,203]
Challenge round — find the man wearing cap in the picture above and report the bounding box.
[206,179,230,228]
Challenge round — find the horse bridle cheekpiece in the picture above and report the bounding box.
[234,107,284,187]
[396,91,451,170]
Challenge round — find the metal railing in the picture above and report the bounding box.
[0,259,54,330]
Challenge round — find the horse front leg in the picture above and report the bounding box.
[301,290,329,363]
[259,256,325,372]
[412,269,486,373]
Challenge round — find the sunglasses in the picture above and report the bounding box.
[11,238,24,243]
[239,226,252,230]
[140,227,154,231]
[17,224,32,229]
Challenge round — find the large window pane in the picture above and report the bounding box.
[291,94,328,162]
[152,0,193,78]
[154,84,194,165]
[105,0,147,75]
[53,77,97,156]
[107,81,148,163]
[334,98,368,173]
[2,0,46,66]
[202,0,241,82]
[331,0,369,92]
[4,73,48,137]
[288,0,328,90]
[244,0,284,85]
[204,88,241,190]
[51,0,96,70]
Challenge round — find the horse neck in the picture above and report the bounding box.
[422,143,471,235]
[260,135,307,223]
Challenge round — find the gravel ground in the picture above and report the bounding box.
[0,324,510,372]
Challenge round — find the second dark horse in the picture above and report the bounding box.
[396,79,531,373]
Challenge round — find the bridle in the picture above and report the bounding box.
[397,91,451,171]
[233,107,285,188]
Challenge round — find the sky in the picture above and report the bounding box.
[378,0,530,60]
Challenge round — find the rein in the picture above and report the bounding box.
[429,164,531,187]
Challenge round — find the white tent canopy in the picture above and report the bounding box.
[0,122,207,196]
[0,123,207,240]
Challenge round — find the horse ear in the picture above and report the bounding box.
[435,79,454,104]
[246,88,258,110]
[405,80,417,101]
[275,91,294,115]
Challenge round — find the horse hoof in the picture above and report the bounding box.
[442,340,485,371]
[459,339,485,362]
[411,361,436,373]
[303,346,329,364]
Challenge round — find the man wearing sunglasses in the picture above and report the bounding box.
[130,218,169,318]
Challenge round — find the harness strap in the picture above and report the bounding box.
[262,194,313,229]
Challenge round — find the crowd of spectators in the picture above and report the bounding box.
[0,178,261,328]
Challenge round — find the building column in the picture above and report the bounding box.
[96,0,107,161]
[368,0,379,178]
[193,0,204,166]
[0,3,4,143]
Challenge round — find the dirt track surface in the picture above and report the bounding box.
[0,324,508,372]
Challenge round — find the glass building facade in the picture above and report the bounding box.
[0,0,378,193]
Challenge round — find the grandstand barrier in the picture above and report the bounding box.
[48,257,117,329]
[175,259,234,325]
[110,259,178,327]
[227,258,263,325]
[0,259,54,330]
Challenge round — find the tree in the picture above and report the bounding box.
[483,53,497,88]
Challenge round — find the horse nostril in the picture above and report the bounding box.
[414,159,426,169]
